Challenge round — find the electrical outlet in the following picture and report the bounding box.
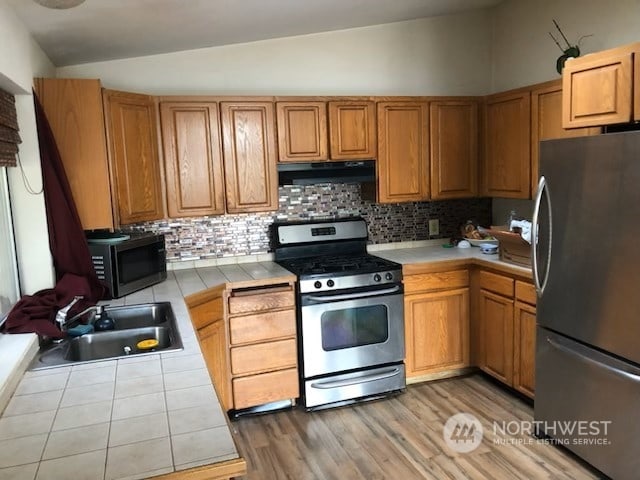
[429,219,439,236]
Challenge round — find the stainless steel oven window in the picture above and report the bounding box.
[300,293,404,378]
[320,304,389,351]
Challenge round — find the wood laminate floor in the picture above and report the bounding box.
[231,374,602,480]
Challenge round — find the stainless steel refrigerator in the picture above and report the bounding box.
[533,130,640,480]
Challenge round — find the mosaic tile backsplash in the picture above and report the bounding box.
[126,184,492,262]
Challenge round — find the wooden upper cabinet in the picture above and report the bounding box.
[276,102,327,162]
[221,102,278,213]
[34,78,114,230]
[377,102,429,203]
[430,100,478,199]
[531,80,600,196]
[562,44,635,128]
[160,102,225,217]
[483,90,531,199]
[328,101,376,159]
[103,90,164,225]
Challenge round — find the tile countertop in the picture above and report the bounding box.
[0,261,293,480]
[0,244,528,480]
[370,242,533,278]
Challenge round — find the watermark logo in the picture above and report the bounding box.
[493,420,612,446]
[443,413,484,453]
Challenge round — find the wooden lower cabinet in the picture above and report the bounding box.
[403,268,470,379]
[186,286,233,410]
[513,300,536,397]
[479,289,514,384]
[186,280,299,413]
[232,368,298,410]
[405,288,469,376]
[476,270,536,398]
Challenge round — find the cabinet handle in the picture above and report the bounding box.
[546,336,640,382]
[531,176,552,297]
[310,367,402,389]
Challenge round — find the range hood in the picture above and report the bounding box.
[277,160,376,185]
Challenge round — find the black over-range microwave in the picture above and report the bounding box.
[87,232,167,298]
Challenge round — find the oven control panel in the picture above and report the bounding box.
[300,270,401,293]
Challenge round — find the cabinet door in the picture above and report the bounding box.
[483,91,531,199]
[221,102,278,213]
[479,289,514,384]
[531,81,600,196]
[103,90,164,225]
[430,101,478,199]
[377,102,429,203]
[404,288,469,377]
[513,301,536,398]
[35,78,114,230]
[562,49,633,128]
[276,102,327,162]
[328,101,376,159]
[160,102,225,217]
[198,318,232,411]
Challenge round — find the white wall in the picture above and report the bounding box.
[0,2,55,296]
[491,0,640,221]
[491,0,640,92]
[57,11,493,96]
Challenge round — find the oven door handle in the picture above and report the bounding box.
[310,367,402,389]
[306,285,402,302]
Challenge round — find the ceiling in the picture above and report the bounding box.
[5,0,504,67]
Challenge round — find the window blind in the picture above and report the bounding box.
[0,89,20,167]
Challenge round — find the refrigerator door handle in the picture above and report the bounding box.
[546,336,640,382]
[532,175,552,296]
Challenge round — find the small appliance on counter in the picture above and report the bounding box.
[86,231,167,298]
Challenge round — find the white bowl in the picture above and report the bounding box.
[458,240,471,248]
[480,243,498,254]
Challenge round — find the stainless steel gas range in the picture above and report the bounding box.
[272,217,405,410]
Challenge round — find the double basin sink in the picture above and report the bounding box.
[29,302,183,370]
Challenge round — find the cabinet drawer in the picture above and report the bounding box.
[230,338,297,375]
[232,368,299,410]
[479,270,514,297]
[515,281,536,306]
[229,309,296,345]
[404,270,469,294]
[228,285,294,315]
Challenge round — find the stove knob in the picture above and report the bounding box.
[327,279,335,288]
[373,274,382,282]
[314,281,322,289]
[385,272,393,281]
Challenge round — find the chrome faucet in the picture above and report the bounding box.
[67,304,106,327]
[55,296,83,332]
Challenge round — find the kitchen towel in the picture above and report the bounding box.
[510,219,532,244]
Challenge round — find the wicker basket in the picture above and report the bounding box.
[486,227,532,267]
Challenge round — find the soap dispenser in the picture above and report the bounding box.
[93,306,115,331]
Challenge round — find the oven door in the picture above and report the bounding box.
[300,284,404,378]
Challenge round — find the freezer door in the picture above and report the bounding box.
[537,131,640,364]
[535,328,640,480]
